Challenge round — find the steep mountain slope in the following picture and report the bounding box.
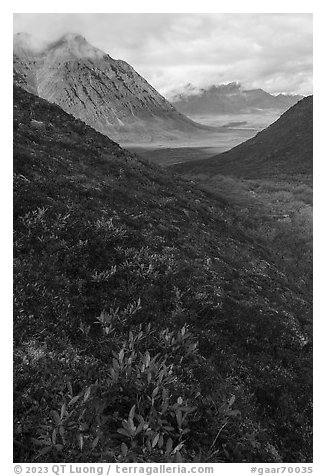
[14,85,312,463]
[170,82,303,116]
[13,33,214,143]
[172,96,313,178]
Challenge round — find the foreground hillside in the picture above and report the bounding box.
[13,33,215,143]
[14,85,312,463]
[172,96,313,178]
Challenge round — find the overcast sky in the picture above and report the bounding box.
[13,13,313,97]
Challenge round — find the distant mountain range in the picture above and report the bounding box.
[172,95,313,178]
[13,32,213,143]
[170,82,304,116]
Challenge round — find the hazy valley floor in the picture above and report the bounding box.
[186,110,283,129]
[123,111,282,166]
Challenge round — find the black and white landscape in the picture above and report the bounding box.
[13,13,313,464]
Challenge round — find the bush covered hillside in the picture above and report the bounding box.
[13,85,312,463]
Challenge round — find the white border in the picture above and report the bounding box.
[3,3,322,473]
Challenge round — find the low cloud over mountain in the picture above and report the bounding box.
[13,14,313,97]
[13,33,214,143]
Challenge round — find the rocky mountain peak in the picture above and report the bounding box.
[46,33,106,60]
[13,32,211,142]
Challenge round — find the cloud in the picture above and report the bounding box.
[13,13,313,96]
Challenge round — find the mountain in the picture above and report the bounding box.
[14,84,312,463]
[13,32,213,143]
[274,93,305,109]
[170,82,303,116]
[172,95,313,178]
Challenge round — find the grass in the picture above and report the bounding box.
[181,173,312,300]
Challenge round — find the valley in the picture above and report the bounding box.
[124,110,280,166]
[169,97,313,294]
[185,109,283,129]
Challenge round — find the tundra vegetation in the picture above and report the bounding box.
[14,86,312,463]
